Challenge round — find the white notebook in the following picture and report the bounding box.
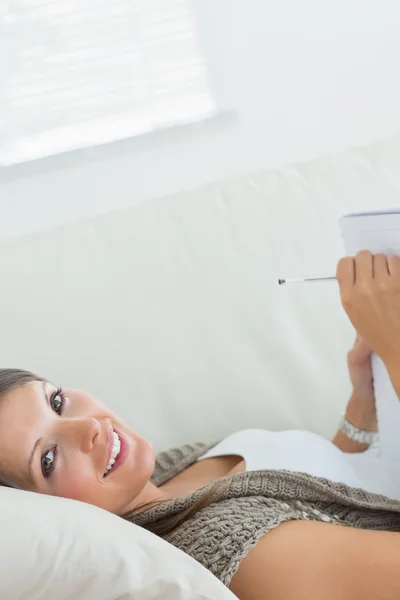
[338,208,400,460]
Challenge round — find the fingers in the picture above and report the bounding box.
[387,254,400,278]
[336,257,355,311]
[337,251,400,305]
[355,250,374,281]
[354,334,372,353]
[337,251,384,307]
[337,251,392,285]
[348,339,372,363]
[373,253,390,279]
[336,256,355,287]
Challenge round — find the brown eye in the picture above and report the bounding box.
[41,447,56,478]
[50,389,65,415]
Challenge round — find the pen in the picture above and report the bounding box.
[278,276,337,285]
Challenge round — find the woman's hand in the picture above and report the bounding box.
[345,333,377,433]
[332,332,377,451]
[336,251,400,369]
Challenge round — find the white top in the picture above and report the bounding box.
[197,428,400,500]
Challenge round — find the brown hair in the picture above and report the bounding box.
[0,369,46,488]
[122,479,229,537]
[0,369,227,537]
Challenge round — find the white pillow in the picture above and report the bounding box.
[0,487,238,600]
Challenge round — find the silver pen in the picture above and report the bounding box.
[278,276,337,285]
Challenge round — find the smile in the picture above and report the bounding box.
[103,426,129,477]
[104,430,120,476]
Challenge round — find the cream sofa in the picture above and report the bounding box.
[1,137,400,452]
[1,136,400,599]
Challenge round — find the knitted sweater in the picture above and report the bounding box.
[129,441,400,587]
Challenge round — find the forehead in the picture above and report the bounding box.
[0,380,45,421]
[0,381,46,488]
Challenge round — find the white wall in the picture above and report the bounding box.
[1,0,400,240]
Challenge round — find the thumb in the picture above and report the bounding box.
[349,333,373,363]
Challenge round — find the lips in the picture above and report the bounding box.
[104,425,129,478]
[111,429,129,473]
[105,424,114,473]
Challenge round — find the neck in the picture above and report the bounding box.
[121,481,171,516]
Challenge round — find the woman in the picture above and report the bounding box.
[2,250,400,599]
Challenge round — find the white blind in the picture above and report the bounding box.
[0,0,216,165]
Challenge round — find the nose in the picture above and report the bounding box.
[57,417,101,453]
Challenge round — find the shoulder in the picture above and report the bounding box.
[151,441,217,486]
[229,519,400,600]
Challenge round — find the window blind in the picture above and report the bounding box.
[0,0,215,165]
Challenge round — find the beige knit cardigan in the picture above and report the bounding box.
[129,442,400,586]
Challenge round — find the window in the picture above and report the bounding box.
[0,0,215,165]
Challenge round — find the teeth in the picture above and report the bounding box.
[104,431,121,476]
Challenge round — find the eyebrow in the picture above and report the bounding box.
[27,381,47,484]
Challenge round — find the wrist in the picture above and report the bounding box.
[345,391,377,432]
[338,415,378,446]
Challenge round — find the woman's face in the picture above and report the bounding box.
[0,380,155,515]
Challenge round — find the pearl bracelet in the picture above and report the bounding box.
[339,416,378,445]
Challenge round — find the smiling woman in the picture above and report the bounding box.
[4,357,400,600]
[0,369,162,516]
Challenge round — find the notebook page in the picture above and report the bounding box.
[339,210,400,461]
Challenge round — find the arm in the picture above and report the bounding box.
[332,333,377,453]
[332,390,376,453]
[229,520,400,600]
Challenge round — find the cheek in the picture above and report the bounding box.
[53,461,100,503]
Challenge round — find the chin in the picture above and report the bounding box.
[143,438,156,475]
[133,433,156,477]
